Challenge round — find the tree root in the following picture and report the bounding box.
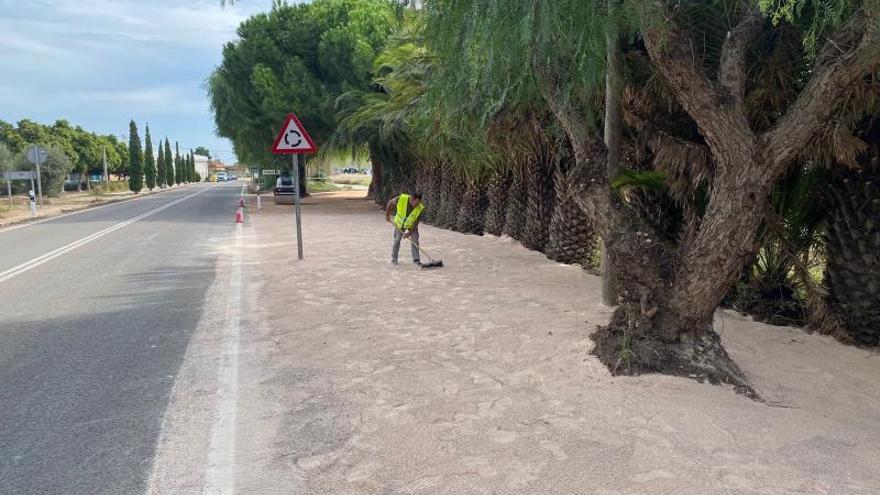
[591,308,759,399]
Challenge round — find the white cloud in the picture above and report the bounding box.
[51,0,261,49]
[0,33,73,57]
[71,85,209,115]
[0,0,276,161]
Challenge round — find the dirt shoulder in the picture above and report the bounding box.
[247,190,880,494]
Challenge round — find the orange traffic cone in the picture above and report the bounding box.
[235,207,244,224]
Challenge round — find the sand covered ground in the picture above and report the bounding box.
[245,190,880,494]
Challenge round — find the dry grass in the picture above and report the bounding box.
[330,174,371,186]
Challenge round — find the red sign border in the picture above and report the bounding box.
[270,113,318,155]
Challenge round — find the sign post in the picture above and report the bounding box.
[26,145,47,206]
[271,113,318,260]
[291,155,304,259]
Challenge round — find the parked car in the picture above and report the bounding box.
[273,175,296,204]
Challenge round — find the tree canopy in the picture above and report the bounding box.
[0,118,127,179]
[209,0,398,169]
[193,146,212,158]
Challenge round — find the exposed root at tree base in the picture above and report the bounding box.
[591,312,760,400]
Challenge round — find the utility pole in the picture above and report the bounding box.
[601,0,623,307]
[5,171,11,207]
[103,146,109,183]
[36,149,44,206]
[27,145,45,207]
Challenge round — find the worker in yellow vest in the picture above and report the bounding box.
[385,192,425,266]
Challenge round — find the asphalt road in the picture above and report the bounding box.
[0,183,245,495]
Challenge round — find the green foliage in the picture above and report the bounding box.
[0,143,13,173]
[92,180,130,194]
[187,151,196,182]
[128,120,144,193]
[156,142,166,187]
[144,125,157,190]
[731,164,828,325]
[10,145,71,197]
[174,142,182,185]
[209,0,396,169]
[757,0,870,56]
[332,19,498,185]
[38,146,72,197]
[193,146,212,159]
[0,118,125,180]
[611,169,666,191]
[422,0,627,132]
[164,139,174,186]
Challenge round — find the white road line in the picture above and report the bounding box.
[203,222,243,494]
[0,184,203,235]
[0,187,211,285]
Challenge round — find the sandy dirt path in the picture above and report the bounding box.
[246,190,880,495]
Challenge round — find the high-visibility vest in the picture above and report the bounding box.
[394,194,424,230]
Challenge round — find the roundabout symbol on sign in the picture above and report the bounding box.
[284,129,303,148]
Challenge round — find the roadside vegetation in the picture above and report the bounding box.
[211,0,880,392]
[0,118,205,198]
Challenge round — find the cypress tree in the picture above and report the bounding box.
[174,142,182,184]
[164,138,174,187]
[143,125,156,190]
[156,143,166,187]
[190,150,197,182]
[128,120,143,193]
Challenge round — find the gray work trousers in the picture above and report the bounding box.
[391,227,420,263]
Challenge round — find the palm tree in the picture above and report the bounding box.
[823,87,880,344]
[483,171,510,236]
[425,0,879,390]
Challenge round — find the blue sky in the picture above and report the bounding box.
[0,0,278,164]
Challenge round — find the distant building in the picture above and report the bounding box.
[193,154,209,179]
[208,159,227,172]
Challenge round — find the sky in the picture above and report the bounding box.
[0,0,278,164]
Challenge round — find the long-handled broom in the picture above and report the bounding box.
[397,228,444,269]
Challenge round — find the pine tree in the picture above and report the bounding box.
[164,138,174,187]
[143,125,157,190]
[128,120,143,193]
[156,144,166,188]
[174,142,182,184]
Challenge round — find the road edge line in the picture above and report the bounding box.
[0,183,204,234]
[0,187,211,285]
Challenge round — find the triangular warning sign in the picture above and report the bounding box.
[271,113,318,154]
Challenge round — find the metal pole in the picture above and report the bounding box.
[28,185,36,217]
[34,146,44,206]
[103,146,108,183]
[292,154,304,260]
[5,171,11,207]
